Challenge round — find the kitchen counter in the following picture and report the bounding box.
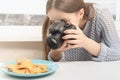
[0,61,120,80]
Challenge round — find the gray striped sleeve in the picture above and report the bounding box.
[92,8,120,61]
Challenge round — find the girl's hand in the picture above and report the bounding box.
[62,26,87,50]
[50,41,68,61]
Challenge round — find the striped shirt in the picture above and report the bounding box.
[48,4,120,62]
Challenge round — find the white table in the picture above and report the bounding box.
[0,61,120,80]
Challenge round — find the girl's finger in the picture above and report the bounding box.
[64,29,79,34]
[66,40,78,44]
[64,44,78,50]
[62,35,78,40]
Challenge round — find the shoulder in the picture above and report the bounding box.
[93,4,109,14]
[89,4,114,32]
[92,4,112,18]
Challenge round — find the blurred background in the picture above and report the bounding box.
[0,0,119,62]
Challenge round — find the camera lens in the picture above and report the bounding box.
[46,33,64,49]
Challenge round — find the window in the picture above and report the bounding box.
[0,0,119,41]
[116,0,120,21]
[0,0,47,41]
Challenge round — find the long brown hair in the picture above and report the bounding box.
[42,0,95,59]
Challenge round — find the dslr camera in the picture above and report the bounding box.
[46,20,76,49]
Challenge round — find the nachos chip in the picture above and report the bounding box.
[5,58,47,74]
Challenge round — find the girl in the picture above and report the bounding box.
[42,0,120,62]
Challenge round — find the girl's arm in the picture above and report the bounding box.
[92,8,120,61]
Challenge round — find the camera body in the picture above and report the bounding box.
[46,21,76,49]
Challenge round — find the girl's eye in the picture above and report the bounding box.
[64,19,71,24]
[50,20,55,23]
[64,19,70,23]
[50,19,70,24]
[59,19,69,23]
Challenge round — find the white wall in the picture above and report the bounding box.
[0,0,47,14]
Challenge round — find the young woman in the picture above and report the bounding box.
[42,0,120,62]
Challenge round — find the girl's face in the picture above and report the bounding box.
[47,8,85,28]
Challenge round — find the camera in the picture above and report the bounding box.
[46,20,76,49]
